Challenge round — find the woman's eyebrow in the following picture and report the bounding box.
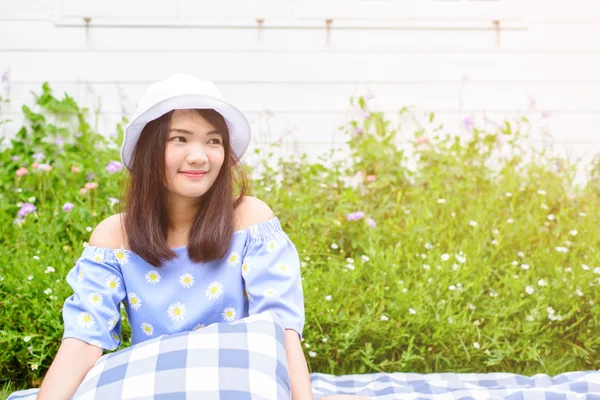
[168,128,222,136]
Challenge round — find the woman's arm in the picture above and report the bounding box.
[285,329,314,400]
[37,338,103,400]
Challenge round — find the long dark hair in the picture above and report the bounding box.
[118,109,250,267]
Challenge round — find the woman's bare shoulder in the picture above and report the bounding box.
[88,213,127,249]
[234,196,276,232]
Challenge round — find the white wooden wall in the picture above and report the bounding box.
[1,0,599,177]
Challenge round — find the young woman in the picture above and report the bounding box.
[37,74,364,400]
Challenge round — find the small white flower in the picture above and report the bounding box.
[325,295,332,301]
[345,264,355,270]
[525,286,535,295]
[537,189,546,195]
[537,279,547,287]
[361,255,370,262]
[167,302,186,322]
[569,230,578,236]
[140,322,154,336]
[105,275,121,291]
[541,203,549,210]
[308,351,317,357]
[521,264,530,270]
[437,198,446,203]
[424,242,434,250]
[179,273,195,288]
[492,229,499,235]
[547,214,555,221]
[578,212,586,217]
[27,275,33,281]
[144,270,161,285]
[555,247,568,253]
[128,292,142,310]
[565,267,573,273]
[346,257,354,264]
[517,251,525,258]
[31,364,38,371]
[205,281,224,300]
[88,292,104,306]
[380,315,389,321]
[23,336,31,342]
[507,218,514,224]
[546,307,555,315]
[491,240,498,246]
[322,337,328,343]
[593,267,600,275]
[222,307,237,322]
[576,289,584,297]
[447,317,453,324]
[423,264,430,270]
[455,254,466,263]
[227,252,241,267]
[468,304,476,310]
[44,288,52,295]
[473,342,480,349]
[441,254,450,261]
[44,266,55,273]
[408,308,416,315]
[331,243,339,249]
[469,220,478,227]
[33,256,40,260]
[505,192,512,197]
[77,312,95,329]
[526,315,535,322]
[582,264,590,271]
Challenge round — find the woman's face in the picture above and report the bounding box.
[164,109,225,199]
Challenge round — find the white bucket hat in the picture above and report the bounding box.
[120,73,252,171]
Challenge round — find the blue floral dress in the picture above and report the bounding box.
[61,216,305,350]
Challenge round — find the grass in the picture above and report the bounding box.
[0,83,598,394]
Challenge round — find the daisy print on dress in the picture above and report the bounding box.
[88,292,104,307]
[192,323,206,331]
[112,332,120,343]
[167,302,186,322]
[107,313,118,330]
[265,239,277,254]
[93,254,103,263]
[241,261,251,276]
[227,252,241,268]
[105,275,121,291]
[205,281,224,300]
[140,322,154,336]
[222,307,237,322]
[276,262,291,274]
[145,270,161,284]
[77,311,95,329]
[77,268,83,283]
[128,292,142,311]
[263,288,277,297]
[179,273,195,288]
[249,225,259,238]
[112,245,129,266]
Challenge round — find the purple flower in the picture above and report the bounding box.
[105,161,123,173]
[360,110,370,119]
[367,218,376,228]
[55,137,64,147]
[32,152,45,162]
[347,211,365,221]
[17,203,36,218]
[464,117,474,131]
[11,155,20,161]
[108,197,120,205]
[62,202,75,212]
[364,93,375,100]
[75,131,83,138]
[86,173,95,181]
[13,216,25,225]
[352,127,363,138]
[109,131,118,138]
[541,110,550,118]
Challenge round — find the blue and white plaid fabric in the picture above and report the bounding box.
[9,310,291,400]
[309,370,600,399]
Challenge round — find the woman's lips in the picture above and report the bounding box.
[180,172,207,179]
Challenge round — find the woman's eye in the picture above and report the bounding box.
[209,138,222,145]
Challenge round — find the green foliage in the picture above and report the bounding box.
[0,85,598,392]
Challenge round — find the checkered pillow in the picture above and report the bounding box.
[72,311,291,400]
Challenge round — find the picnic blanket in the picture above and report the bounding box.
[8,369,600,399]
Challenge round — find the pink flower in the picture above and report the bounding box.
[84,182,98,190]
[366,175,376,183]
[71,166,81,173]
[16,167,28,177]
[415,137,430,145]
[80,188,88,195]
[31,162,39,169]
[62,202,75,212]
[41,164,52,171]
[567,193,576,200]
[464,117,474,130]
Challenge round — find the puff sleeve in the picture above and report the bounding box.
[61,245,127,350]
[241,217,305,339]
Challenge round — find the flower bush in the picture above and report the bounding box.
[0,82,598,394]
